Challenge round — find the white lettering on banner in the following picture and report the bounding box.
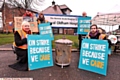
[80,29,83,32]
[30,47,50,54]
[80,25,90,28]
[28,40,36,46]
[40,26,51,30]
[90,44,106,51]
[31,55,38,62]
[45,15,78,28]
[82,43,89,49]
[40,27,44,30]
[82,50,105,60]
[41,30,52,34]
[80,20,90,23]
[45,26,51,29]
[36,40,49,46]
[82,58,89,65]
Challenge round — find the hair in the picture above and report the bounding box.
[37,12,45,21]
[90,24,98,29]
[21,21,30,29]
[98,27,106,34]
[39,12,43,15]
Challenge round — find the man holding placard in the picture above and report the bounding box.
[86,24,111,55]
[78,24,111,76]
[86,24,106,39]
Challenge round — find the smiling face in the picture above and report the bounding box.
[21,21,30,32]
[22,25,30,32]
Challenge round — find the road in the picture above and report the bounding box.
[0,50,120,80]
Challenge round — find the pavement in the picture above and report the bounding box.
[0,44,78,52]
[0,44,120,80]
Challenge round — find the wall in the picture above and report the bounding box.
[2,4,26,32]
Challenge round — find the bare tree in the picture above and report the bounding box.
[7,0,44,9]
[3,0,44,33]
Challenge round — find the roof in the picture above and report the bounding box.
[92,12,120,26]
[59,4,72,12]
[41,4,72,14]
[92,5,120,26]
[41,5,63,14]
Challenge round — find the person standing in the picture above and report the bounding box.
[23,10,33,17]
[78,12,87,51]
[37,12,49,24]
[36,12,52,34]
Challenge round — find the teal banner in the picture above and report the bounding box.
[38,23,54,40]
[77,17,91,35]
[27,35,53,70]
[78,39,109,76]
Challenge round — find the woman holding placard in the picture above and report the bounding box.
[36,12,52,34]
[9,21,31,71]
[37,12,48,24]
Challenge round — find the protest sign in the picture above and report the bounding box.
[29,22,38,33]
[78,39,108,76]
[27,35,53,70]
[77,17,91,35]
[14,17,23,31]
[14,17,38,33]
[38,23,54,40]
[23,17,34,22]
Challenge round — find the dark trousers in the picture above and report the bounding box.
[78,35,82,51]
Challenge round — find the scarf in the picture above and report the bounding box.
[23,29,31,34]
[89,30,100,38]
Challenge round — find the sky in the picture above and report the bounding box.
[37,0,120,18]
[1,0,120,31]
[35,0,120,32]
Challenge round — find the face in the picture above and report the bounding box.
[90,26,97,33]
[26,11,31,15]
[39,14,44,18]
[22,24,30,32]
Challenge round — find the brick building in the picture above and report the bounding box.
[0,1,76,34]
[0,3,38,33]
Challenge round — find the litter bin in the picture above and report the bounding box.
[55,38,73,68]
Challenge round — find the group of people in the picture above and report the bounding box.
[9,10,112,71]
[9,10,49,71]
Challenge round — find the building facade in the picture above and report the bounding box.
[41,1,77,35]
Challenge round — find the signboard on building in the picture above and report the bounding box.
[44,14,79,28]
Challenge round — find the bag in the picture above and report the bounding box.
[12,45,16,53]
